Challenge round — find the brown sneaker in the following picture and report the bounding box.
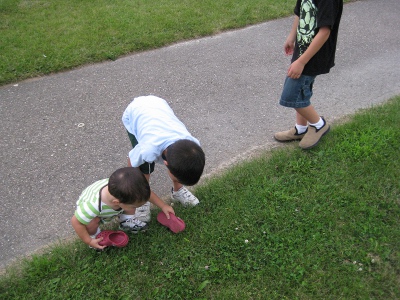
[299,117,330,149]
[274,127,306,142]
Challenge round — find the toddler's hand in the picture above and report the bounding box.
[89,237,107,250]
[161,205,175,220]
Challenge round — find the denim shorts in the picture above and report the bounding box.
[280,75,316,108]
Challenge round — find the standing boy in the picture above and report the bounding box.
[119,95,205,231]
[274,0,343,149]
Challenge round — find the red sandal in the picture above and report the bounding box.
[157,212,186,233]
[96,230,129,247]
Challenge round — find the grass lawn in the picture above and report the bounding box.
[0,0,295,86]
[1,97,399,299]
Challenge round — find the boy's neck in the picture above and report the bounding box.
[100,185,118,208]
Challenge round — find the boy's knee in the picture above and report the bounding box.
[86,217,101,234]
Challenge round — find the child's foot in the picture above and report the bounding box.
[274,127,306,142]
[299,117,330,149]
[134,201,151,222]
[171,187,199,206]
[119,217,149,233]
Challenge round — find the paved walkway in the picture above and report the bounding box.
[1,0,400,269]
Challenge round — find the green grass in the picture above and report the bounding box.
[1,97,399,299]
[0,0,295,85]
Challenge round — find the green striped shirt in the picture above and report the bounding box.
[75,179,121,225]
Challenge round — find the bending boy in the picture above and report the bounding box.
[119,95,205,231]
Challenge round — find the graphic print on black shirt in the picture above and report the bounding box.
[297,0,317,55]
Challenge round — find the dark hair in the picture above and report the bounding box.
[108,167,150,204]
[166,139,205,186]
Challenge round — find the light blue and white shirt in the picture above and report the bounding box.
[122,95,200,167]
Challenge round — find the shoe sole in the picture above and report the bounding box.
[300,126,330,150]
[171,198,200,207]
[274,136,304,142]
[171,197,199,206]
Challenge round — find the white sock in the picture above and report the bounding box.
[119,214,134,221]
[309,117,324,130]
[295,124,308,134]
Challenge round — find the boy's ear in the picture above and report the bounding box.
[112,198,121,205]
[163,160,168,166]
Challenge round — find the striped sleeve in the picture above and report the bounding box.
[74,179,108,225]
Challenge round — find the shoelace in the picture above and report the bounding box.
[122,218,146,227]
[182,190,193,200]
[177,189,196,201]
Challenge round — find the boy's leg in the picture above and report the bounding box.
[130,162,154,223]
[84,218,102,250]
[275,75,330,148]
[119,131,153,227]
[275,76,315,141]
[295,106,320,124]
[87,217,102,237]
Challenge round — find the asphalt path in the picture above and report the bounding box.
[1,0,400,270]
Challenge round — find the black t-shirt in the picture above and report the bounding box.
[292,0,343,76]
